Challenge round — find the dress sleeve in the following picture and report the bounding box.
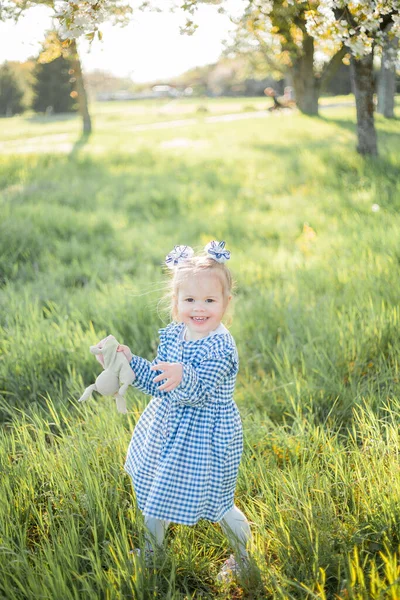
[168,341,238,408]
[129,326,170,396]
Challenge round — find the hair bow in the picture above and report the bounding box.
[165,245,194,269]
[204,240,231,263]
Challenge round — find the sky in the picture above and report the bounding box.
[0,1,244,82]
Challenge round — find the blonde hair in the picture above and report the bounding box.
[161,252,235,326]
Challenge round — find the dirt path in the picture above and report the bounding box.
[0,103,354,155]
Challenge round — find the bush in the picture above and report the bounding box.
[32,55,77,114]
[0,61,24,116]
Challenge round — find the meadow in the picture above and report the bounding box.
[1,95,400,599]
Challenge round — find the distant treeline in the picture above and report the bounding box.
[0,55,77,117]
[85,58,353,102]
[1,51,397,116]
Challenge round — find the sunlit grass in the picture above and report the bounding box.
[1,97,400,598]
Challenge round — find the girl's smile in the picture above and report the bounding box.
[175,272,231,341]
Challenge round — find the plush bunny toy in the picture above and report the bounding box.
[78,335,135,414]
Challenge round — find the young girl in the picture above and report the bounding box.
[118,241,252,582]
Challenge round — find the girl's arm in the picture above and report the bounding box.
[120,325,173,397]
[161,351,238,408]
[122,327,238,406]
[129,352,168,397]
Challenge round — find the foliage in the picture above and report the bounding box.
[306,0,400,61]
[0,61,25,116]
[230,0,340,76]
[54,0,133,41]
[7,60,36,108]
[32,52,77,114]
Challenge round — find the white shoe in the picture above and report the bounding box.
[216,554,249,583]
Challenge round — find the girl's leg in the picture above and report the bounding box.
[219,505,252,560]
[143,515,171,552]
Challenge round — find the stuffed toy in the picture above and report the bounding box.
[78,335,135,414]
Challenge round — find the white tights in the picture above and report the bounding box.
[143,505,252,559]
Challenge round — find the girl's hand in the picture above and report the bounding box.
[151,362,183,392]
[117,344,133,362]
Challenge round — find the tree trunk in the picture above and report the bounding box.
[291,33,319,115]
[350,49,378,156]
[377,25,397,119]
[69,40,92,135]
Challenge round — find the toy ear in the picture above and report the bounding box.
[90,335,110,353]
[95,353,105,368]
[90,334,115,369]
[90,345,102,355]
[89,345,105,368]
[90,335,110,367]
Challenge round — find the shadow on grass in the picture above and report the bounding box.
[253,121,399,181]
[319,113,400,144]
[69,131,91,158]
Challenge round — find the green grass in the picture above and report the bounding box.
[1,96,400,598]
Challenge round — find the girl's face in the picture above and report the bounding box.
[175,271,231,341]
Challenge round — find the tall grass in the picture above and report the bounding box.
[1,97,400,598]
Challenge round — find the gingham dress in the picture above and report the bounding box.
[124,321,243,525]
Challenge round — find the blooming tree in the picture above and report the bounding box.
[220,0,399,154]
[228,0,347,115]
[0,0,132,134]
[304,0,400,155]
[185,0,399,154]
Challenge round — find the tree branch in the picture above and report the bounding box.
[320,45,347,91]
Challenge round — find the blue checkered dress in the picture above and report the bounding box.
[124,322,243,525]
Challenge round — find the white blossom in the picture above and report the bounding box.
[306,0,400,59]
[54,0,400,46]
[55,0,110,39]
